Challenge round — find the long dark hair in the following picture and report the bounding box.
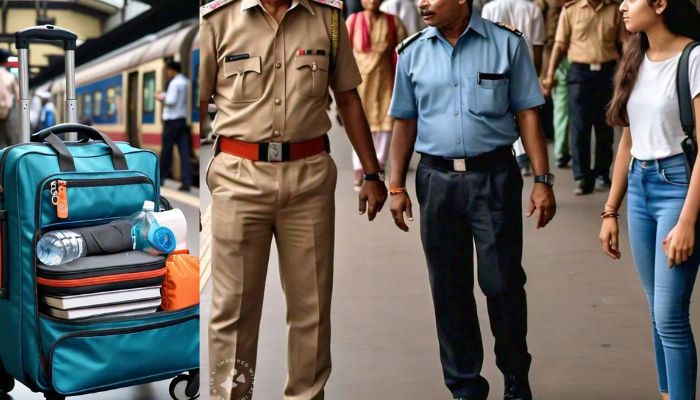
[607,0,700,126]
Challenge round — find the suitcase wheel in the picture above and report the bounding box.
[44,391,65,400]
[0,370,13,395]
[169,369,199,400]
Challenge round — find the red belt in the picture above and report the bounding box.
[219,135,329,162]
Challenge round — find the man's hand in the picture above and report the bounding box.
[390,192,414,231]
[527,183,556,228]
[541,76,556,97]
[358,180,387,221]
[155,92,166,102]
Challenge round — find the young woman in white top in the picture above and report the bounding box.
[600,0,700,398]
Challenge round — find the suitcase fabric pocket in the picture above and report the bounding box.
[39,305,199,395]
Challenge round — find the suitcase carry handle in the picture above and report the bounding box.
[16,25,78,143]
[15,25,77,50]
[32,124,129,172]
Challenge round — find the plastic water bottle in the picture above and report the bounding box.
[36,230,87,266]
[129,200,176,255]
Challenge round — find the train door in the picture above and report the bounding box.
[127,71,141,148]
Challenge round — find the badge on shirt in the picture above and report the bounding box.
[477,72,507,84]
[297,49,327,56]
[225,54,250,62]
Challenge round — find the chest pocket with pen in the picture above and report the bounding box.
[223,55,263,103]
[468,72,510,117]
[295,54,329,98]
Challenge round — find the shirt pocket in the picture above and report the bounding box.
[572,16,594,41]
[223,56,263,103]
[294,55,329,98]
[468,74,510,117]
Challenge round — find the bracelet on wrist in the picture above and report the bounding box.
[601,211,620,220]
[389,187,407,195]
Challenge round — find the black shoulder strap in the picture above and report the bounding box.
[677,41,700,138]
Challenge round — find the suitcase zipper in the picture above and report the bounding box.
[46,313,198,383]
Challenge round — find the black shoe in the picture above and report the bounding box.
[178,185,191,192]
[504,374,532,400]
[453,376,489,400]
[574,177,595,195]
[556,155,570,168]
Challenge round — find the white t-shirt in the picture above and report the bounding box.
[481,0,545,61]
[628,48,700,160]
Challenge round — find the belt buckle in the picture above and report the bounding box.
[267,142,283,162]
[590,63,602,71]
[453,159,467,172]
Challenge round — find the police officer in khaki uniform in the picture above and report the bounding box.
[199,0,388,398]
[542,0,625,195]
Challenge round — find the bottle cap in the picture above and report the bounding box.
[143,200,155,212]
[147,225,176,254]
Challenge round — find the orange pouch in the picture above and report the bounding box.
[161,250,200,311]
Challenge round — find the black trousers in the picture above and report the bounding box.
[416,155,530,399]
[160,118,192,187]
[568,62,616,181]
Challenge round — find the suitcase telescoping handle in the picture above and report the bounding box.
[15,25,78,143]
[32,123,129,172]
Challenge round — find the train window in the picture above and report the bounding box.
[106,87,117,117]
[143,71,156,114]
[93,91,102,117]
[84,93,92,118]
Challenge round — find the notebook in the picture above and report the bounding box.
[44,299,162,320]
[41,286,162,310]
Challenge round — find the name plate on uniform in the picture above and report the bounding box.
[590,63,602,71]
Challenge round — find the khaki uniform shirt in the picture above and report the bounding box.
[554,0,623,64]
[200,0,362,142]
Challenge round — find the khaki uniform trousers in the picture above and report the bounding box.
[208,150,337,400]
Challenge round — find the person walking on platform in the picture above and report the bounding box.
[0,49,18,147]
[388,0,556,398]
[156,61,192,192]
[535,0,571,168]
[481,0,546,176]
[348,0,408,190]
[380,0,426,35]
[199,0,388,398]
[542,0,625,195]
[599,0,700,399]
[36,90,55,132]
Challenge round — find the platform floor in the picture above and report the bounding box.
[199,117,700,400]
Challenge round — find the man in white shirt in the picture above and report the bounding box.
[482,0,546,177]
[0,49,18,147]
[156,61,192,192]
[380,0,426,35]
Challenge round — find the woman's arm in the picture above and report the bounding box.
[665,96,700,265]
[599,127,632,259]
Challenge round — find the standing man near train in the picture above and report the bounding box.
[388,0,556,398]
[199,0,387,399]
[157,60,192,192]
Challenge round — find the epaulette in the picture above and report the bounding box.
[495,22,523,37]
[200,0,236,18]
[396,31,423,55]
[563,0,578,8]
[311,0,343,10]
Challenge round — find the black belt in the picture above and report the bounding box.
[420,146,515,172]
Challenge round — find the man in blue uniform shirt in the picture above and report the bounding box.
[388,0,557,399]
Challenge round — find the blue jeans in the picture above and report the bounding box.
[627,154,700,399]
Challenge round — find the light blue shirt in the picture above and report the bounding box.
[388,11,545,158]
[162,73,189,121]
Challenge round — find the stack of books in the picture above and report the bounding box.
[41,286,162,320]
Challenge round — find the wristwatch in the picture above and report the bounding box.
[363,170,386,182]
[534,173,555,186]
